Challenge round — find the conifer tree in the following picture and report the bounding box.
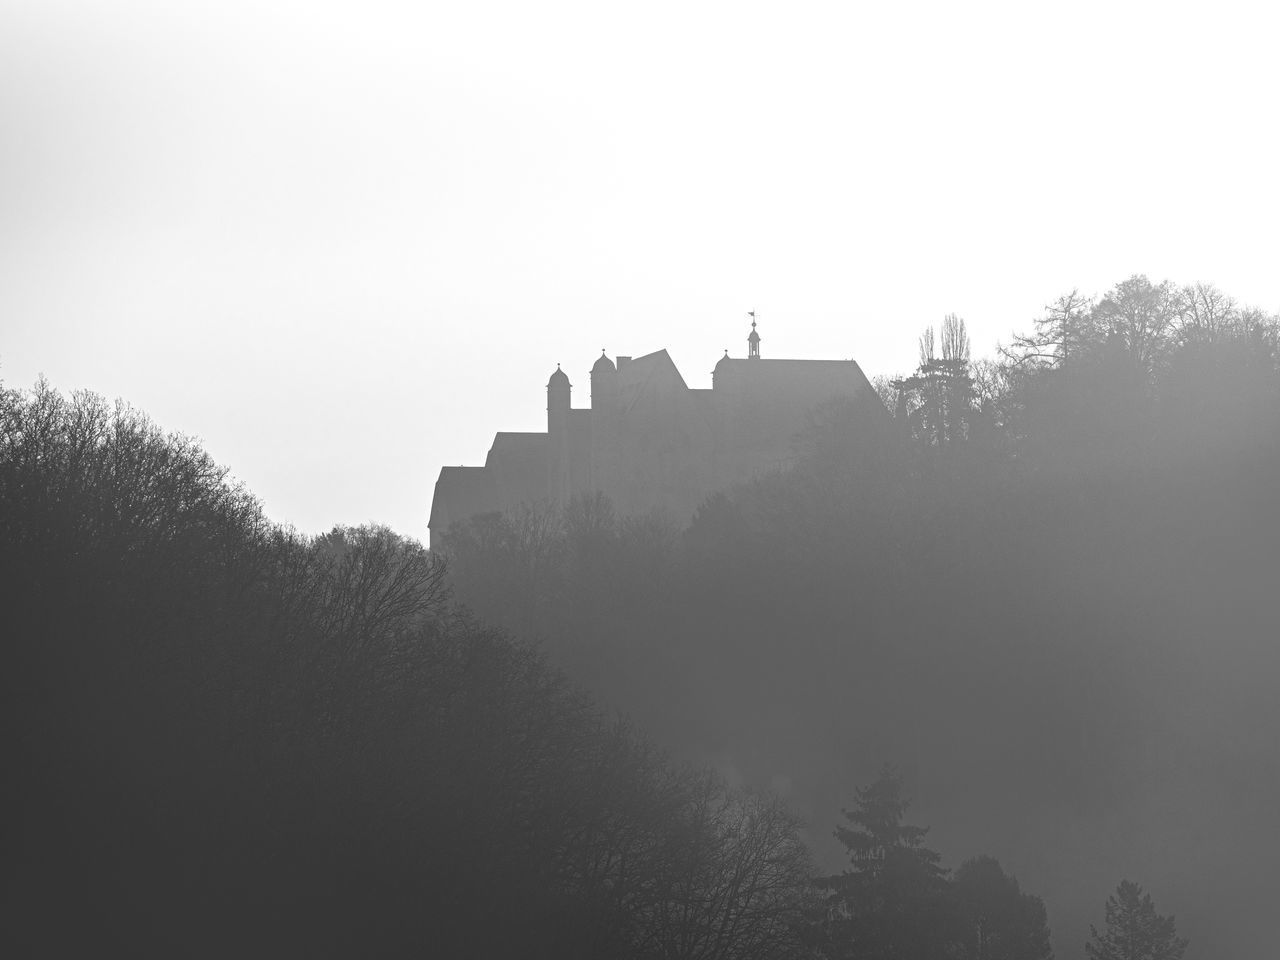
[1085,880,1188,960]
[818,765,954,959]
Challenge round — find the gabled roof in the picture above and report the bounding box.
[618,349,688,390]
[429,466,494,530]
[485,432,546,468]
[713,356,875,390]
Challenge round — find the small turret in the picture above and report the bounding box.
[591,350,616,376]
[747,314,761,360]
[590,350,617,409]
[713,349,731,388]
[547,364,572,505]
[547,364,571,431]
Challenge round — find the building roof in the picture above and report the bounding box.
[428,466,494,530]
[619,348,688,388]
[485,432,546,468]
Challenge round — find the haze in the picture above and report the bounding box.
[3,0,1278,537]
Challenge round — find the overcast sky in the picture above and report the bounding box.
[3,0,1277,538]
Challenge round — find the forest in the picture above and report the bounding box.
[5,273,1277,957]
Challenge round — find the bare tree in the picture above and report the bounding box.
[1093,274,1179,376]
[1001,288,1097,370]
[636,771,817,960]
[1174,281,1239,346]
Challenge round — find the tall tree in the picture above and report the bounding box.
[1174,281,1239,347]
[894,314,975,447]
[1092,275,1179,377]
[1085,880,1188,960]
[1002,288,1097,370]
[951,857,1053,960]
[818,765,953,959]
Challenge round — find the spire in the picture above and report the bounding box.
[592,349,616,375]
[747,310,761,359]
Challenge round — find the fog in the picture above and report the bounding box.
[5,2,1280,957]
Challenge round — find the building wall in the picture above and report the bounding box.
[429,348,882,547]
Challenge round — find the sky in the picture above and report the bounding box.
[3,0,1278,539]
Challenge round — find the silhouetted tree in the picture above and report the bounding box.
[636,773,818,960]
[1,380,817,958]
[893,315,975,447]
[1174,281,1239,347]
[1086,881,1188,960]
[1002,289,1098,371]
[1092,274,1179,378]
[818,765,954,959]
[951,857,1053,960]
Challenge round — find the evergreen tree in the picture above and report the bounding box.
[893,315,975,447]
[1085,880,1188,960]
[951,857,1053,960]
[818,765,954,959]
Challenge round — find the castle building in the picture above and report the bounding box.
[428,323,882,547]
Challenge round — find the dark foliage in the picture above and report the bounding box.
[817,765,956,960]
[816,768,1052,960]
[439,277,1280,958]
[1,381,814,958]
[1086,881,1188,960]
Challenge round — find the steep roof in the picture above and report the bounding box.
[619,349,688,390]
[485,431,547,467]
[713,357,876,395]
[428,466,494,531]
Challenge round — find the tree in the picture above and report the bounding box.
[893,315,975,447]
[1002,289,1098,371]
[818,765,953,959]
[1085,880,1188,960]
[2,378,823,958]
[1174,281,1239,347]
[1092,275,1179,377]
[635,773,818,960]
[951,857,1053,960]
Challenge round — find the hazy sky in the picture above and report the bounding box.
[4,0,1277,538]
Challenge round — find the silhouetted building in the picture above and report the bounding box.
[429,324,882,547]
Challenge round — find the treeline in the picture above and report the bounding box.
[440,275,1280,957]
[2,382,822,957]
[4,376,1120,958]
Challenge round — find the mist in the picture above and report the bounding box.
[5,2,1280,956]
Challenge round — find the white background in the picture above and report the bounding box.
[3,0,1277,537]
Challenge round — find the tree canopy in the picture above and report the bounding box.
[1,379,815,958]
[1086,881,1188,960]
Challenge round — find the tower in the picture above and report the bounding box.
[547,364,572,505]
[748,312,761,359]
[589,351,619,491]
[590,350,618,407]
